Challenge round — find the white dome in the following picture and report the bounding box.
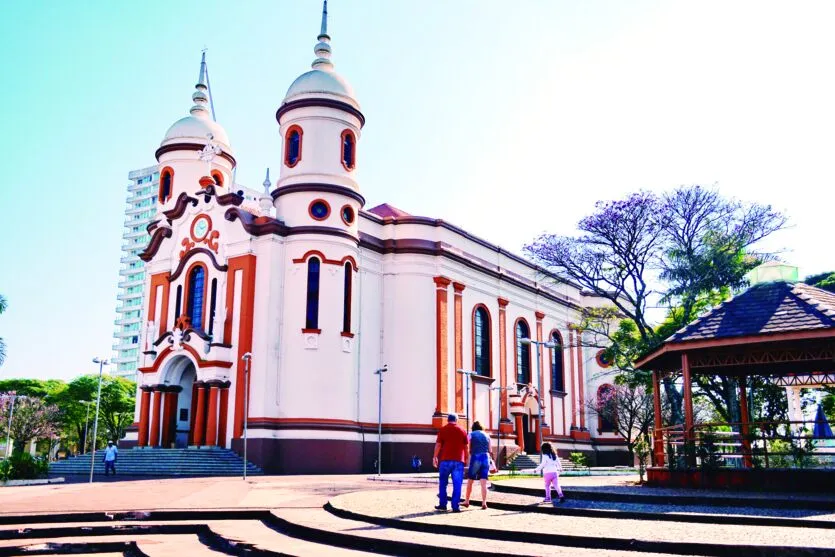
[283,69,358,108]
[160,115,234,155]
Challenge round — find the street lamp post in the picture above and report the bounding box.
[242,353,252,480]
[489,386,512,470]
[89,358,108,483]
[373,365,388,476]
[520,338,557,453]
[82,401,92,455]
[4,393,21,460]
[455,369,478,433]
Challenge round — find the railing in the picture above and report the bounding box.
[654,419,835,470]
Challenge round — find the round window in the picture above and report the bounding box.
[341,205,355,225]
[596,349,613,368]
[309,200,330,221]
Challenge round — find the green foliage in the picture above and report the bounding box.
[0,452,49,481]
[633,434,651,483]
[804,272,835,293]
[696,433,724,471]
[822,389,835,422]
[568,452,588,468]
[50,375,136,448]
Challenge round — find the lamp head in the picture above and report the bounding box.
[519,338,533,346]
[242,352,252,361]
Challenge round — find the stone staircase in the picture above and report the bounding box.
[49,448,262,478]
[509,453,579,471]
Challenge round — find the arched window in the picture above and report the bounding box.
[305,257,321,330]
[187,266,206,331]
[284,126,302,168]
[342,262,352,334]
[341,130,356,170]
[159,168,173,203]
[550,330,565,392]
[211,170,224,187]
[515,319,531,384]
[597,384,616,433]
[473,306,491,377]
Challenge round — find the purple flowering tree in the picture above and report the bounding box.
[585,383,655,463]
[0,395,61,454]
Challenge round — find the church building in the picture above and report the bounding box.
[127,3,627,473]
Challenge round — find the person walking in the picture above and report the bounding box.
[462,421,491,510]
[103,440,118,476]
[433,414,468,513]
[534,442,564,504]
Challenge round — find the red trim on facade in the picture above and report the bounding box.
[513,317,532,384]
[340,129,356,171]
[535,314,544,415]
[137,344,233,373]
[471,304,492,379]
[137,390,150,447]
[148,273,171,334]
[291,250,359,271]
[569,329,577,429]
[231,254,257,439]
[343,262,353,335]
[183,261,209,332]
[577,332,586,429]
[301,328,322,334]
[284,125,303,168]
[218,386,229,448]
[453,282,465,416]
[308,198,332,221]
[340,204,355,226]
[149,389,162,448]
[433,276,451,427]
[205,385,219,446]
[194,385,207,446]
[159,167,174,203]
[188,383,198,446]
[498,298,509,425]
[211,170,224,187]
[190,214,213,243]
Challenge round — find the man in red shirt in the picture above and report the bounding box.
[433,414,469,512]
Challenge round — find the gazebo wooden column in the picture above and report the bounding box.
[738,375,753,468]
[651,370,665,466]
[681,353,695,467]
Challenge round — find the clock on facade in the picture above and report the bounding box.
[191,214,212,242]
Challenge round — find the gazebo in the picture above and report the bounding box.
[636,265,835,491]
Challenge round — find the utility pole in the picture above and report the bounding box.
[4,393,20,459]
[90,358,108,483]
[520,338,557,452]
[374,366,388,476]
[490,386,512,470]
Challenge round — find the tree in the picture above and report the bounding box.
[585,382,655,462]
[0,396,61,453]
[0,295,6,366]
[804,272,835,293]
[525,185,788,425]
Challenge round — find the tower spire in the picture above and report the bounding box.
[319,0,328,39]
[190,51,210,118]
[312,0,333,71]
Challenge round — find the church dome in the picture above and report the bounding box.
[161,115,232,153]
[284,68,357,107]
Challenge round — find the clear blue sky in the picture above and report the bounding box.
[1,0,833,381]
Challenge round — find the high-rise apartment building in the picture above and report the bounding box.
[113,165,264,378]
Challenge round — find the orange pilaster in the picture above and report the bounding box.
[205,385,220,446]
[217,385,229,448]
[166,389,180,446]
[433,276,451,427]
[188,383,198,446]
[193,384,207,446]
[682,352,695,467]
[137,389,151,447]
[577,331,586,430]
[453,282,465,416]
[568,329,577,429]
[149,389,162,448]
[533,417,542,452]
[498,298,510,427]
[230,254,257,439]
[514,414,525,452]
[161,391,174,448]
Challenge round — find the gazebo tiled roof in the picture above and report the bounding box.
[669,282,835,343]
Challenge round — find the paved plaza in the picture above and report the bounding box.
[1,474,833,556]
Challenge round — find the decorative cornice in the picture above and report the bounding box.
[271,182,365,207]
[163,192,199,221]
[434,276,452,288]
[224,208,289,237]
[169,248,228,281]
[139,227,172,262]
[498,297,510,308]
[453,282,466,293]
[276,98,366,128]
[535,311,546,320]
[155,142,237,167]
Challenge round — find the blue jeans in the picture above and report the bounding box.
[438,460,464,510]
[104,461,116,475]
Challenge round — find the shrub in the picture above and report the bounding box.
[569,452,588,468]
[0,452,49,481]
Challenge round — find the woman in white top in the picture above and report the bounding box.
[533,442,564,504]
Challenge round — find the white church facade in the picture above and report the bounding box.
[126,4,627,473]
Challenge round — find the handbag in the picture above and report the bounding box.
[488,455,498,474]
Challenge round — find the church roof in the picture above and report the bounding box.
[367,203,412,218]
[669,281,835,343]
